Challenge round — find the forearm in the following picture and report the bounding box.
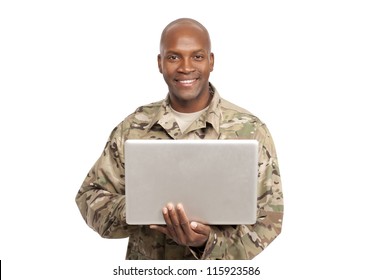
[76,124,137,238]
[76,183,136,238]
[200,209,283,260]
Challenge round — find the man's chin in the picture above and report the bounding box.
[172,91,199,103]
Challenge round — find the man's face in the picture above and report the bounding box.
[158,24,214,113]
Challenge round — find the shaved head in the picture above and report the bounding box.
[157,18,214,112]
[160,18,212,54]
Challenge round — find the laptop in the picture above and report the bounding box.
[124,139,258,225]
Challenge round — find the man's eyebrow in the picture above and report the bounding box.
[164,50,180,54]
[192,49,208,53]
[164,49,208,55]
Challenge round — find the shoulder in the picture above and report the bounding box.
[218,97,273,142]
[219,98,252,114]
[133,100,164,117]
[219,97,264,126]
[112,99,164,136]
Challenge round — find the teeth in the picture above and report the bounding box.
[178,79,195,84]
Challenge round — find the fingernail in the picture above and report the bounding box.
[177,203,183,210]
[190,222,197,229]
[163,207,168,214]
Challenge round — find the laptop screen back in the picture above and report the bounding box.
[125,139,258,225]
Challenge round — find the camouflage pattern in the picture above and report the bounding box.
[75,84,284,260]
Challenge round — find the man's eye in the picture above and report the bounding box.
[168,55,179,61]
[194,55,204,61]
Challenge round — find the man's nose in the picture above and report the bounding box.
[177,58,195,73]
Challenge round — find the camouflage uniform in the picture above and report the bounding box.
[75,84,283,260]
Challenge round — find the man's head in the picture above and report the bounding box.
[158,18,214,113]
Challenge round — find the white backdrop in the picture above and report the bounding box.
[1,1,370,279]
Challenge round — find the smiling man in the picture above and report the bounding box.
[158,19,214,113]
[76,18,284,260]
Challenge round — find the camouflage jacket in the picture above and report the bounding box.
[75,84,284,260]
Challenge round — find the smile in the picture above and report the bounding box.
[176,79,197,86]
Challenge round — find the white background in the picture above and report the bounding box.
[1,0,370,279]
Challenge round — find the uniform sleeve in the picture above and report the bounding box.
[199,124,284,259]
[75,123,138,238]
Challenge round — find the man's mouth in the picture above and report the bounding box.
[176,78,198,86]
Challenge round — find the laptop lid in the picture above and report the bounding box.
[125,139,258,225]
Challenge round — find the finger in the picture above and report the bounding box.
[162,206,176,237]
[149,225,169,236]
[190,221,211,237]
[167,203,183,239]
[176,203,193,235]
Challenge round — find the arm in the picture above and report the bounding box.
[200,124,283,259]
[75,125,138,238]
[151,124,283,259]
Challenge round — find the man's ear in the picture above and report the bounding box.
[157,54,163,74]
[209,52,214,72]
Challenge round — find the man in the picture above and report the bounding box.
[75,18,283,260]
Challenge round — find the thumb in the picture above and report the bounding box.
[190,221,210,236]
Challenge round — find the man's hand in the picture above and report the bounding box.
[150,203,211,248]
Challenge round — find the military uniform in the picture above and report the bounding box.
[75,84,283,260]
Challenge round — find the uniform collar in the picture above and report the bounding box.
[147,83,221,136]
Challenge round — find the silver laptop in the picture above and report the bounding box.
[125,139,258,225]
